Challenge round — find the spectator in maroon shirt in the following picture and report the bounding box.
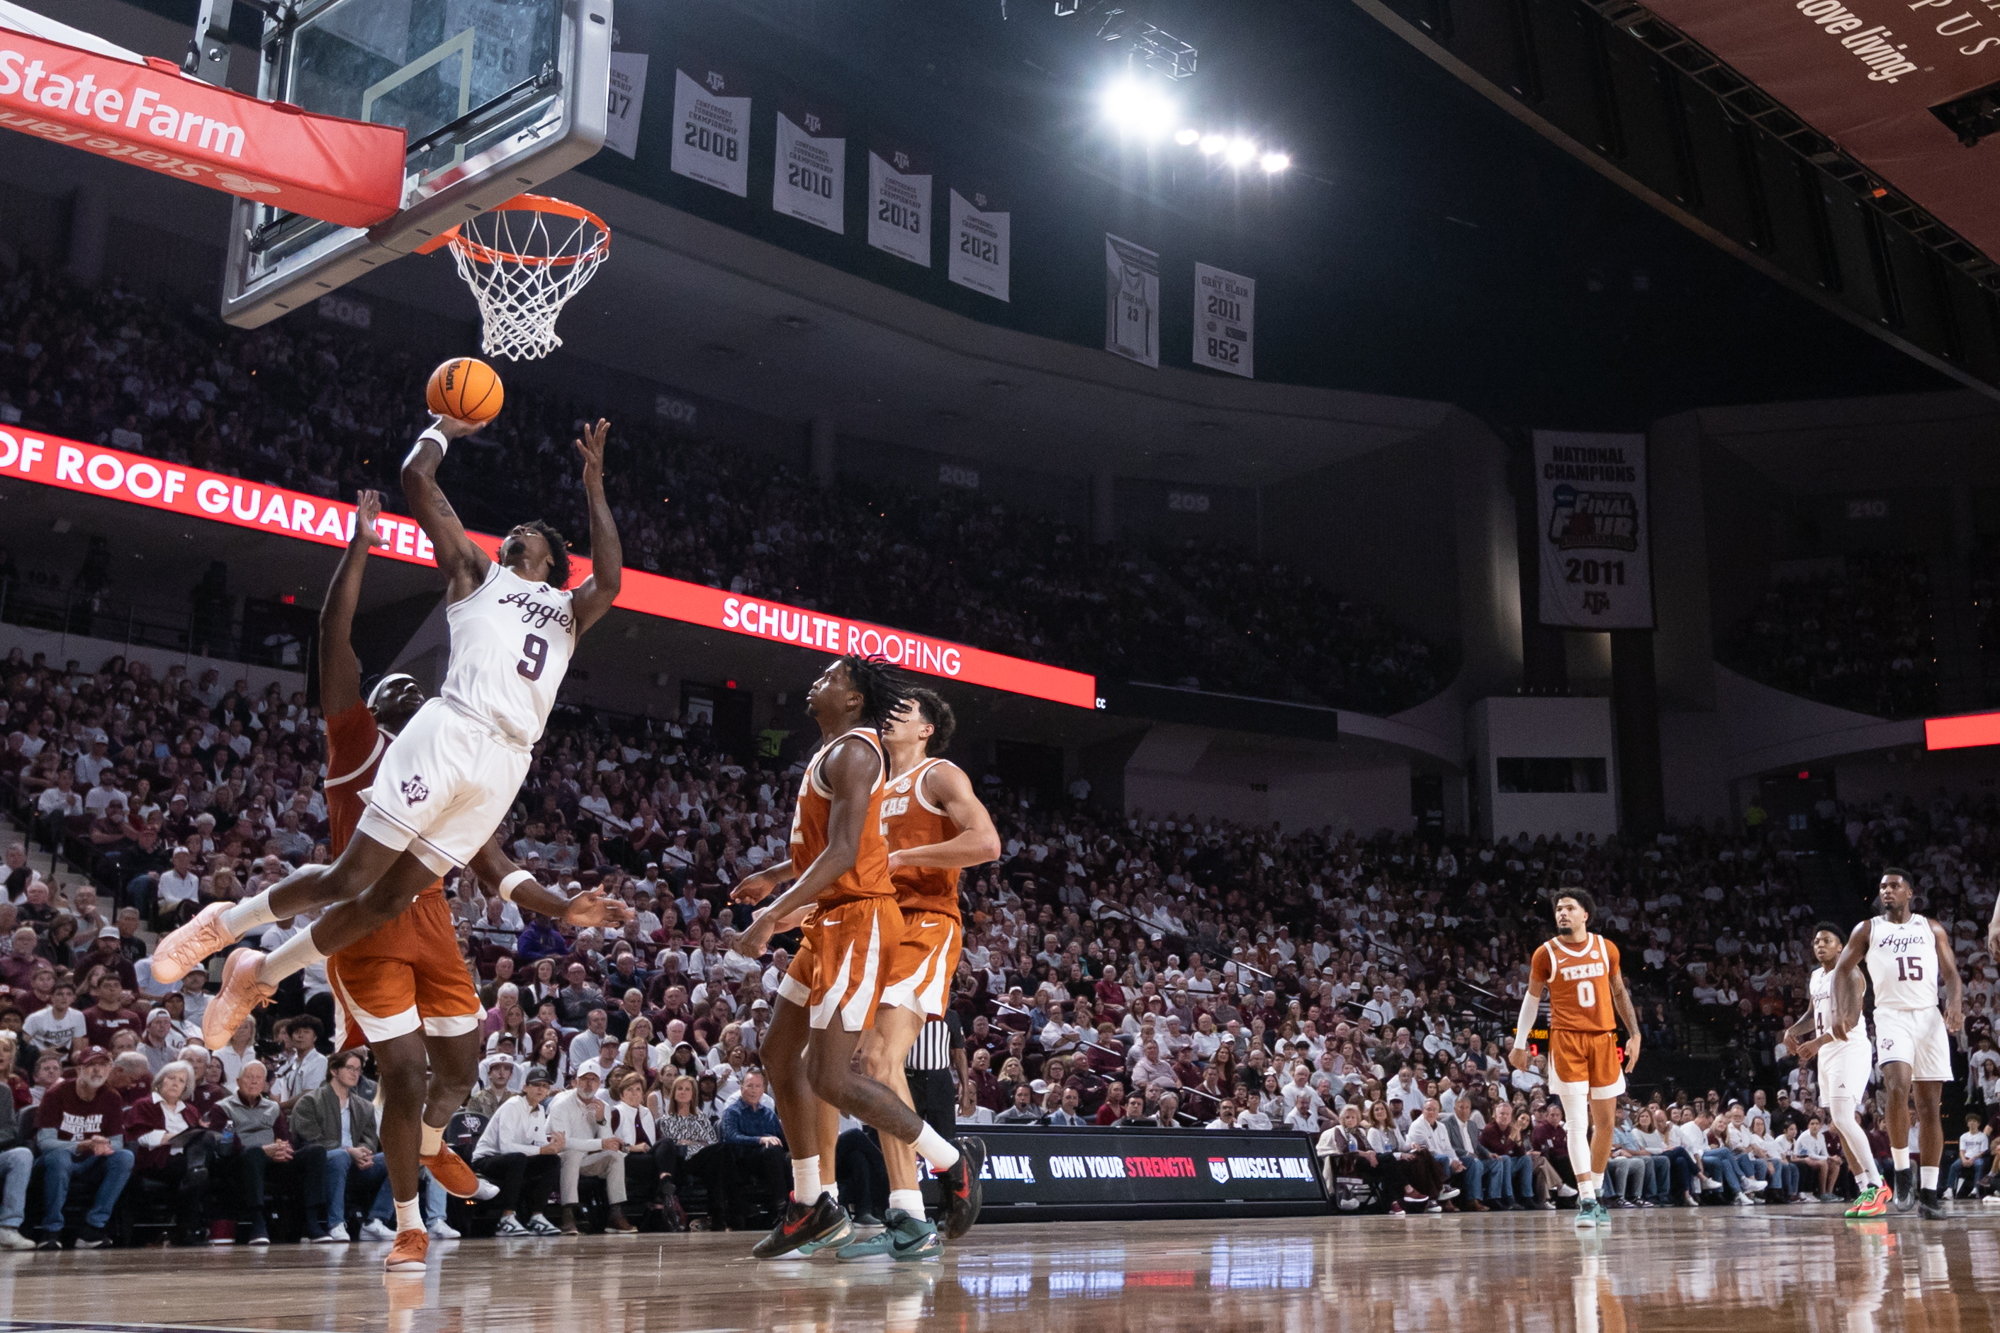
[81,973,142,1049]
[1093,1079,1128,1126]
[34,1046,133,1248]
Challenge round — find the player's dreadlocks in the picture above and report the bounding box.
[905,686,957,756]
[521,518,572,589]
[839,654,917,731]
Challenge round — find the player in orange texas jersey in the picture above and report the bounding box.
[315,490,630,1270]
[835,687,1000,1258]
[1509,889,1640,1230]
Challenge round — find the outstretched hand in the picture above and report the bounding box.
[575,418,609,490]
[562,886,633,930]
[431,413,485,440]
[353,489,387,549]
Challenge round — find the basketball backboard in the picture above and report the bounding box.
[219,0,610,329]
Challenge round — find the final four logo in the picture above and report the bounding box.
[1546,484,1638,553]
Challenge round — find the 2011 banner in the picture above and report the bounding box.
[0,428,1100,709]
[1534,430,1654,629]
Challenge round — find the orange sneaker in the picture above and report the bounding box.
[421,1149,481,1199]
[384,1227,428,1272]
[1847,1183,1890,1218]
[202,949,275,1049]
[152,902,241,984]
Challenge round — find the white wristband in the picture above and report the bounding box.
[419,426,449,458]
[497,869,536,903]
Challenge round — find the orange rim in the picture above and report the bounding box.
[415,193,612,267]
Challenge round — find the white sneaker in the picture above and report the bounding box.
[527,1213,560,1237]
[427,1219,461,1240]
[1982,1195,2000,1206]
[495,1216,531,1237]
[360,1219,397,1241]
[1744,1179,1768,1192]
[0,1227,34,1251]
[1558,1184,1578,1198]
[1438,1186,1461,1202]
[326,1223,352,1243]
[473,1180,500,1202]
[1732,1194,1756,1207]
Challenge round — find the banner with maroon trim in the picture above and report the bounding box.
[0,428,1099,709]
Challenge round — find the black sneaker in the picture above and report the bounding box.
[73,1226,111,1250]
[1893,1166,1918,1214]
[34,1237,61,1252]
[940,1138,986,1241]
[1918,1188,1947,1221]
[751,1193,850,1260]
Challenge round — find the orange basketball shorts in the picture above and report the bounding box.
[1548,1029,1625,1100]
[774,897,903,1032]
[326,891,482,1050]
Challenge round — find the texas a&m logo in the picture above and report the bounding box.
[401,776,430,803]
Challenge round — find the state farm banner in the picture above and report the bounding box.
[868,134,933,267]
[0,428,1099,710]
[772,94,845,234]
[1639,0,2000,262]
[0,28,404,227]
[1535,431,1653,630]
[669,55,749,197]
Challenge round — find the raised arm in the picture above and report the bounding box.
[568,419,622,633]
[1830,920,1873,1041]
[731,736,878,956]
[888,763,1002,871]
[318,490,386,716]
[401,417,491,602]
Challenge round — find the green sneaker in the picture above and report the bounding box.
[1846,1184,1890,1219]
[837,1209,939,1262]
[1573,1198,1608,1228]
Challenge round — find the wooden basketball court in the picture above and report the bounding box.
[2,1210,1997,1332]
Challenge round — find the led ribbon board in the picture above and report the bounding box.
[0,428,1099,709]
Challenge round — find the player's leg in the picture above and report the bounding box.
[1882,1059,1917,1210]
[371,1029,432,1252]
[1915,1080,1946,1214]
[749,989,845,1257]
[841,1004,939,1259]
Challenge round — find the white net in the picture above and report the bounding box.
[445,201,610,361]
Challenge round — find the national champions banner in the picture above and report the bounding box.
[1534,430,1653,630]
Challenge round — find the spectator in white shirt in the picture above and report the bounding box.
[1947,1113,1991,1200]
[153,848,201,930]
[1405,1099,1470,1204]
[22,980,87,1055]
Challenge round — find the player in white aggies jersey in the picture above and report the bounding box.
[1831,868,1964,1219]
[1783,922,1884,1216]
[154,415,625,1041]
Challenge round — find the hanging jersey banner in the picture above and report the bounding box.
[669,59,749,197]
[604,52,649,160]
[1192,263,1254,378]
[868,138,933,267]
[772,97,845,234]
[1533,430,1653,629]
[947,188,1009,301]
[1105,234,1160,368]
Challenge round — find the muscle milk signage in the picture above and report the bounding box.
[1534,430,1653,630]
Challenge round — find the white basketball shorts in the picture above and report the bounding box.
[354,697,530,876]
[1816,1035,1873,1101]
[1873,1006,1952,1082]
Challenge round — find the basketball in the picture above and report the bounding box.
[425,356,504,424]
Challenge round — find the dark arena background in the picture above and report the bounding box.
[1,0,2000,1328]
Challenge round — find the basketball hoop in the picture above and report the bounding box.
[420,194,610,361]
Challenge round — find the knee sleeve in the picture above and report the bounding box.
[1559,1091,1593,1178]
[1830,1097,1868,1171]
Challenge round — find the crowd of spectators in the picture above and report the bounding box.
[0,264,1451,715]
[1722,553,1939,719]
[0,643,1992,1237]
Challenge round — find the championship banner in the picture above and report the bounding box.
[603,52,649,160]
[1192,262,1254,378]
[772,94,845,234]
[1105,234,1160,368]
[1534,430,1653,629]
[947,187,1009,301]
[868,135,932,267]
[0,428,1100,710]
[0,26,404,227]
[669,55,749,197]
[974,1128,1325,1213]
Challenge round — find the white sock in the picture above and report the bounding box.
[1892,1146,1911,1171]
[790,1156,821,1202]
[222,890,278,936]
[257,926,329,984]
[1578,1178,1597,1202]
[395,1197,422,1233]
[420,1123,445,1157]
[1920,1165,1939,1190]
[913,1123,960,1172]
[823,1182,840,1205]
[888,1188,925,1217]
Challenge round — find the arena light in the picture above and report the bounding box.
[1259,151,1290,173]
[1224,137,1258,166]
[1198,133,1227,155]
[1174,127,1200,146]
[1102,78,1178,140]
